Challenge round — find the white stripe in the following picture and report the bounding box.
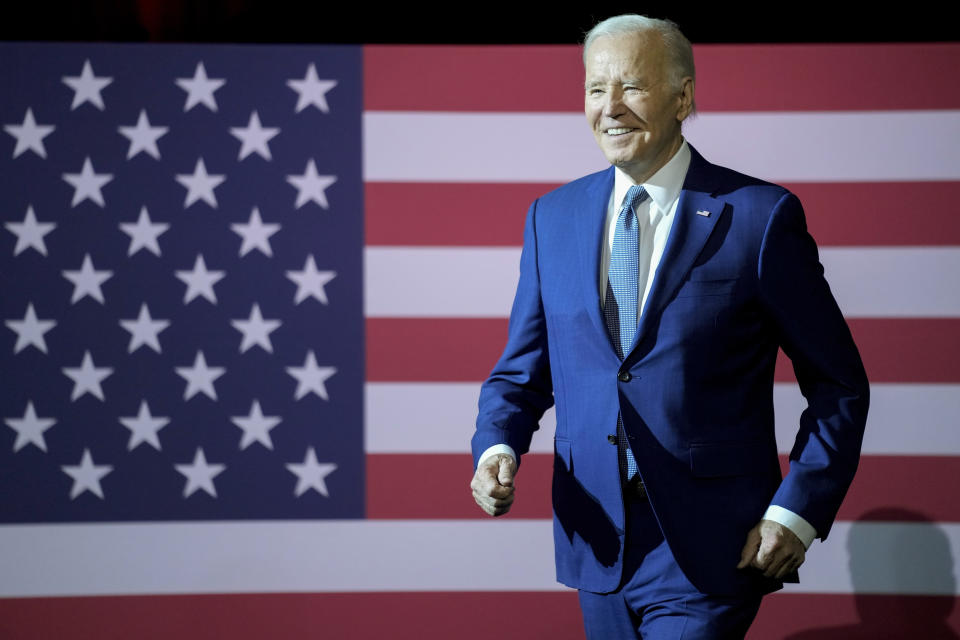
[1,520,957,596]
[774,384,960,456]
[785,521,960,595]
[363,111,960,182]
[364,247,960,318]
[366,383,960,457]
[365,247,519,318]
[822,248,960,317]
[685,111,960,183]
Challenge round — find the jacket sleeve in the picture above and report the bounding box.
[472,199,555,469]
[758,191,870,540]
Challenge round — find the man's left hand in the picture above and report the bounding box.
[736,519,805,579]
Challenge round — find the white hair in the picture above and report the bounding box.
[583,14,696,112]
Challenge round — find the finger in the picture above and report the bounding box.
[773,552,804,579]
[737,527,761,569]
[780,547,805,577]
[471,469,515,499]
[473,489,514,516]
[472,489,515,514]
[762,551,792,578]
[498,457,516,487]
[472,488,515,509]
[773,558,799,580]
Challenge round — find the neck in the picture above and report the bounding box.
[621,134,684,184]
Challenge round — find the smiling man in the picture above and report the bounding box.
[469,14,869,639]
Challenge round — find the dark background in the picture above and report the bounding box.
[3,0,959,44]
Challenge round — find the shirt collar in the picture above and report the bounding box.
[613,139,691,212]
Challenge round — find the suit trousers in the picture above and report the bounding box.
[577,492,762,639]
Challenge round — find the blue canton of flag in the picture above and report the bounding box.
[0,43,364,521]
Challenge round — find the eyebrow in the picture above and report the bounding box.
[583,78,645,89]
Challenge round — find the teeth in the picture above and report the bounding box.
[606,128,632,135]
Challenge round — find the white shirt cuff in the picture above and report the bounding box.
[763,505,817,549]
[477,444,517,469]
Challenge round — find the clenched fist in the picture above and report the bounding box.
[470,453,517,517]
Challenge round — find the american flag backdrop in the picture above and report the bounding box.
[1,41,959,638]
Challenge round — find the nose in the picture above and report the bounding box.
[601,87,625,117]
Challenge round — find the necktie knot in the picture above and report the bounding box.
[622,184,649,217]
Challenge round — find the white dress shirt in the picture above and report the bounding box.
[478,140,816,549]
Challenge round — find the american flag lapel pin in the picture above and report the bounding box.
[696,209,711,217]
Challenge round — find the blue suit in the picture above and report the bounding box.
[472,145,869,597]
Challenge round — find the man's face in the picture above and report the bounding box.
[584,31,693,183]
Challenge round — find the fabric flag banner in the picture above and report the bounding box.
[1,41,959,638]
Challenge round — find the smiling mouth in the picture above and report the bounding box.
[605,127,636,136]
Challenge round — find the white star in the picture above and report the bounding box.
[119,303,170,353]
[231,399,281,450]
[175,351,226,401]
[287,64,338,113]
[175,62,225,112]
[286,447,337,497]
[4,108,55,158]
[5,206,56,257]
[175,254,225,304]
[175,448,226,498]
[231,206,280,257]
[62,157,113,207]
[119,206,169,257]
[175,158,225,209]
[286,159,337,209]
[286,351,337,401]
[62,350,113,401]
[117,109,168,160]
[229,111,280,161]
[62,449,113,499]
[5,303,56,354]
[5,401,56,452]
[286,255,336,305]
[231,303,282,354]
[62,253,112,304]
[62,60,112,110]
[119,400,169,451]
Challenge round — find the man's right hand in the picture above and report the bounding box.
[470,453,517,517]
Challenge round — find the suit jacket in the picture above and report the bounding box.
[471,145,869,596]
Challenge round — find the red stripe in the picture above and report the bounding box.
[365,182,556,246]
[789,182,960,247]
[364,45,583,112]
[366,453,553,519]
[750,593,960,639]
[4,592,956,638]
[367,318,960,383]
[696,43,960,112]
[366,181,960,247]
[364,44,960,112]
[367,453,960,522]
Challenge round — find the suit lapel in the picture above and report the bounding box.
[628,148,726,359]
[574,167,617,349]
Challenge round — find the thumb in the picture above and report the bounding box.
[737,526,761,569]
[498,456,516,487]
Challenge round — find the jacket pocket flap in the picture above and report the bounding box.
[689,440,767,477]
[675,278,738,298]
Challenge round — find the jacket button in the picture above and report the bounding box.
[618,371,632,382]
[607,434,617,444]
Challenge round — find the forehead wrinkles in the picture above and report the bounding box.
[585,34,666,85]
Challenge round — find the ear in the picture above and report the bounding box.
[676,77,695,122]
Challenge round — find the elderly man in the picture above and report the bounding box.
[469,14,869,639]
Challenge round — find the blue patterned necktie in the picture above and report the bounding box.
[603,184,648,480]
